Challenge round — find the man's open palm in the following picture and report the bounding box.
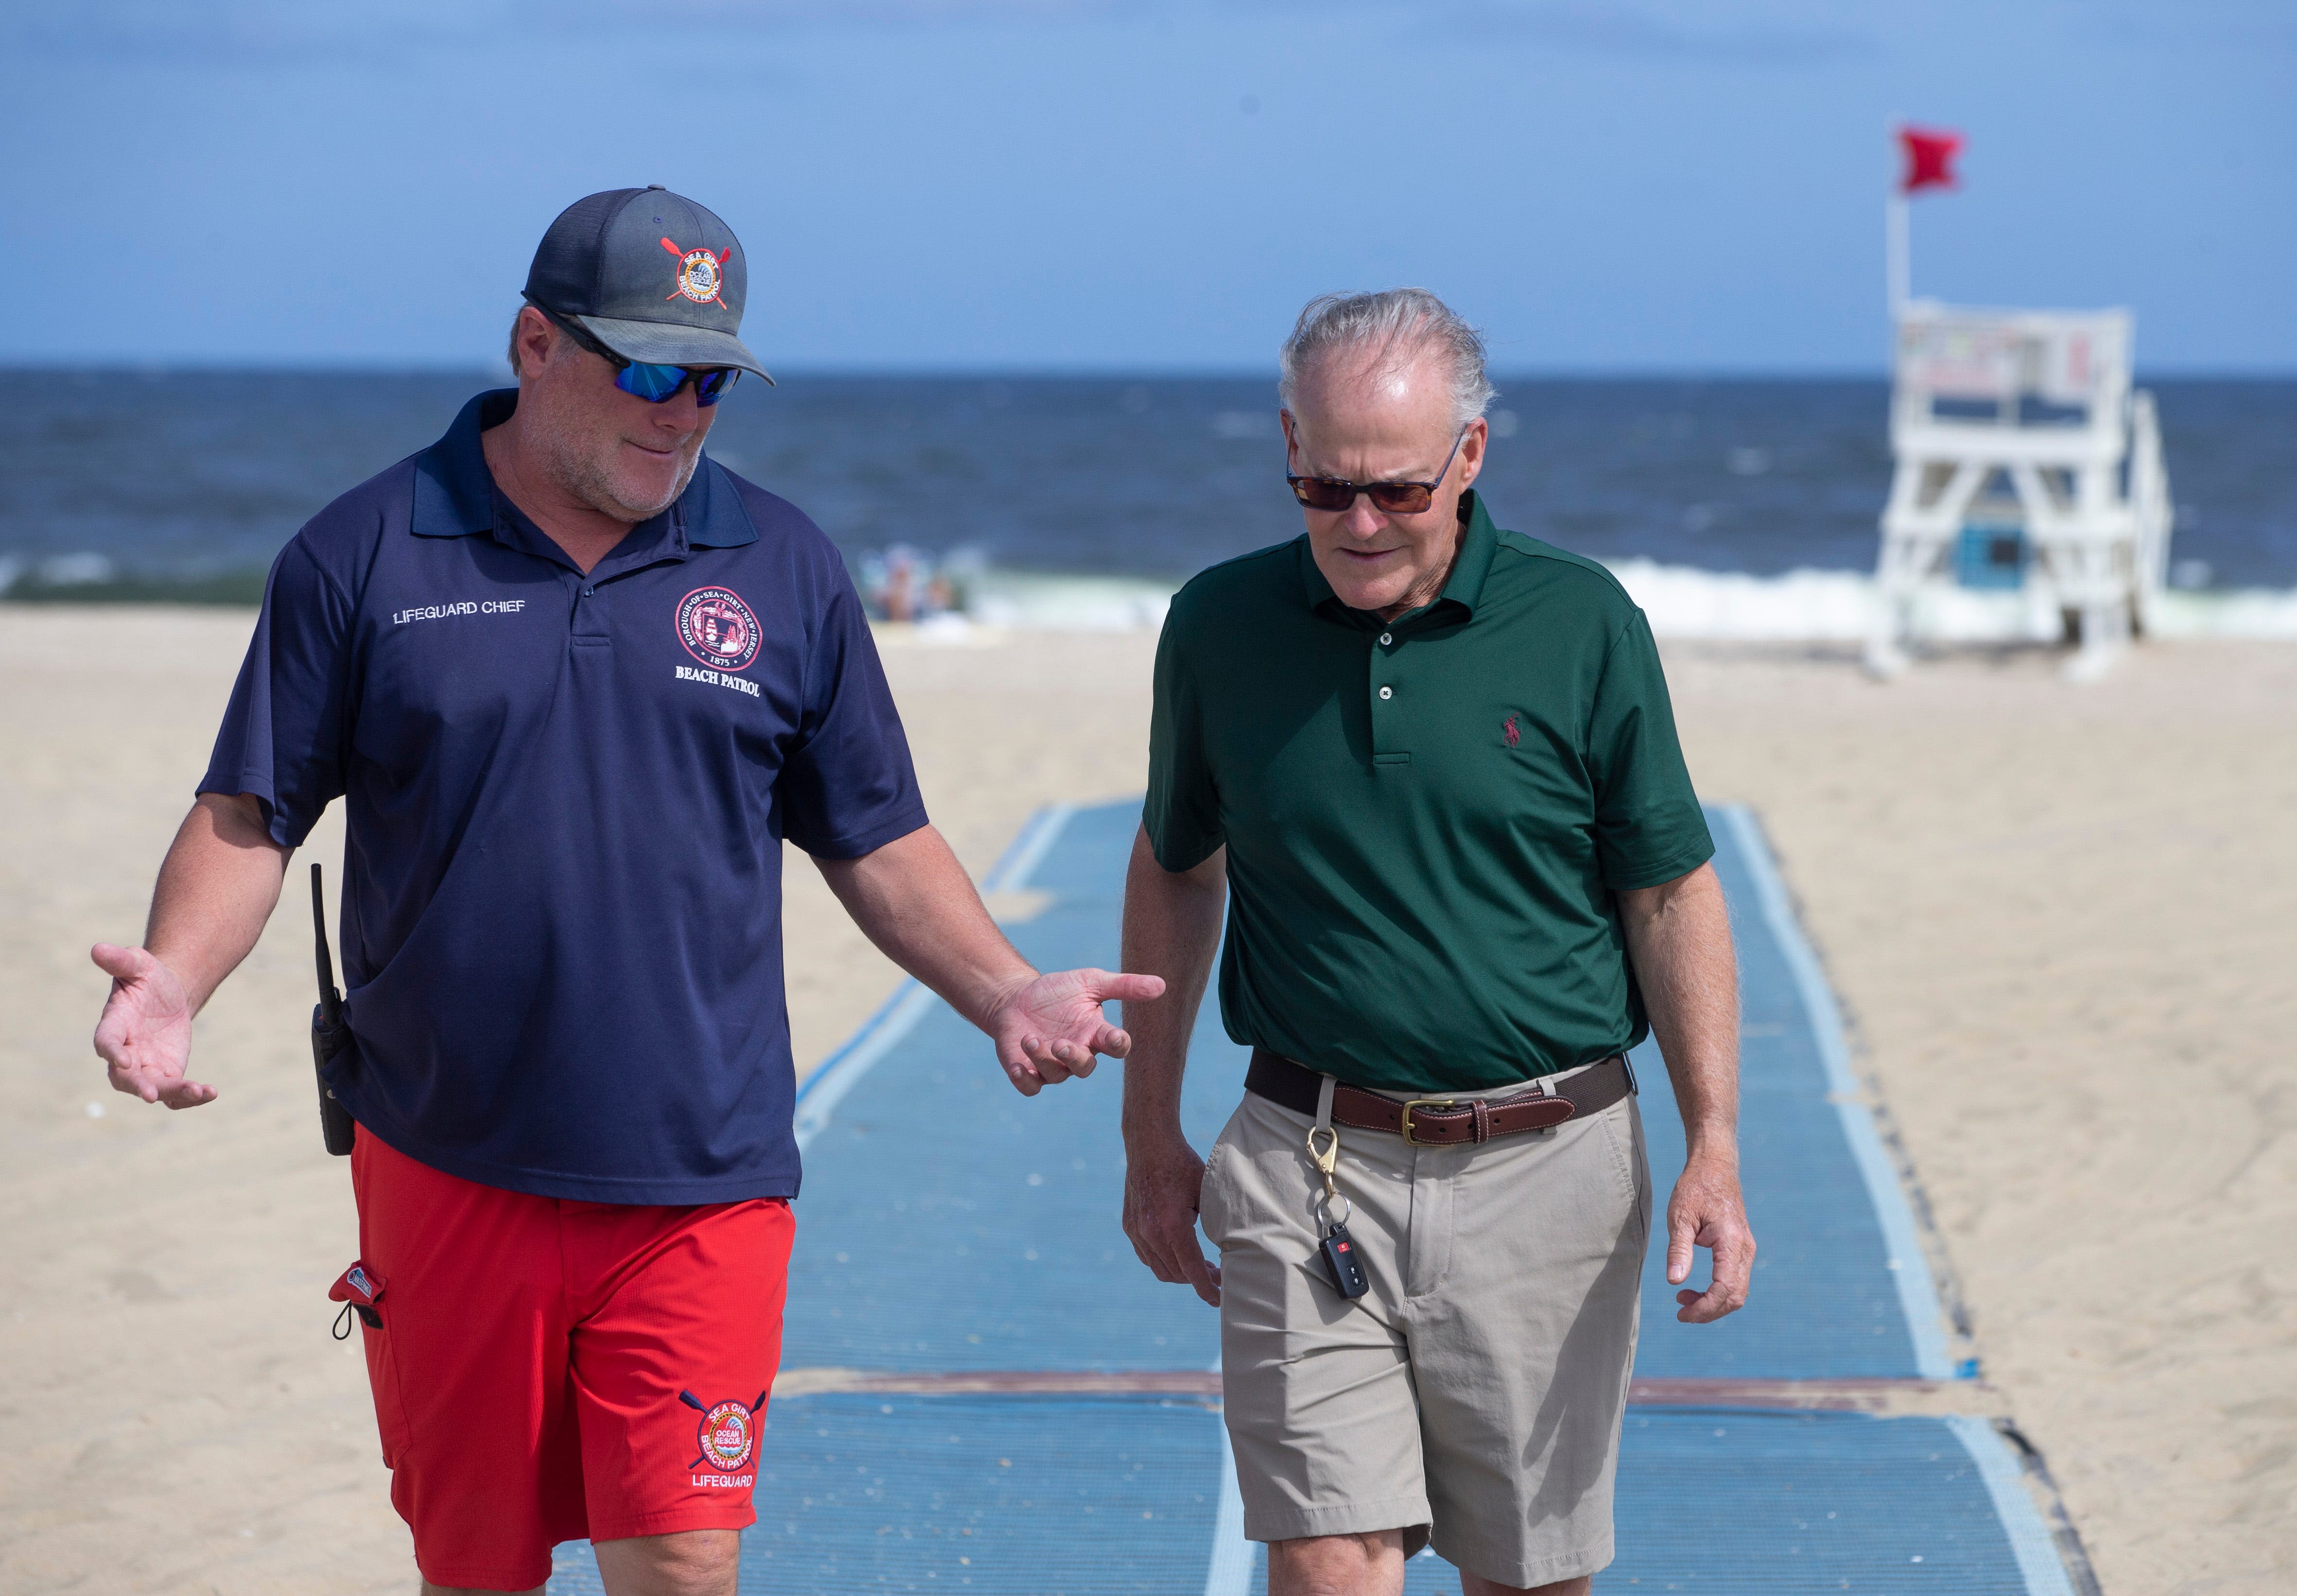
[90,943,214,1109]
[992,967,1165,1096]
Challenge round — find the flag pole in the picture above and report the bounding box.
[1885,118,1909,319]
[1886,191,1909,316]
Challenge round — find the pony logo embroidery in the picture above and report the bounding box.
[1503,714,1521,747]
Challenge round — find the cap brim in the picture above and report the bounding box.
[573,313,775,385]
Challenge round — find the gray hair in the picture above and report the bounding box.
[506,302,579,380]
[1278,288,1496,430]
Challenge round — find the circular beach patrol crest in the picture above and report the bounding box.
[677,586,760,672]
[674,249,724,305]
[696,1400,755,1472]
[658,237,731,307]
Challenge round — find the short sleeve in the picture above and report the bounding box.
[199,535,356,847]
[1142,607,1222,872]
[1586,610,1713,890]
[778,568,929,859]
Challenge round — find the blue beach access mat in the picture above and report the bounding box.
[552,800,2095,1595]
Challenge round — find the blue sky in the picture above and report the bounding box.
[1,1,2289,372]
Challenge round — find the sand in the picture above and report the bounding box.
[1664,639,2297,1596]
[0,607,2290,1595]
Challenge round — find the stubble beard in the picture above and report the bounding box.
[537,425,701,526]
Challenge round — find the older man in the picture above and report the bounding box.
[90,188,1158,1596]
[1121,289,1752,1596]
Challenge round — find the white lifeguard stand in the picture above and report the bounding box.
[1865,303,2175,681]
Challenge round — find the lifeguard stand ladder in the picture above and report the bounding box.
[1865,302,2173,681]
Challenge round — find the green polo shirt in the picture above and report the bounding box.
[1144,491,1712,1094]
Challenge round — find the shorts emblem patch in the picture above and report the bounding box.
[680,1388,768,1473]
[676,586,761,672]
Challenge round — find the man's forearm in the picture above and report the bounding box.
[1118,827,1226,1141]
[812,824,1036,1030]
[147,793,294,1013]
[1617,861,1739,1155]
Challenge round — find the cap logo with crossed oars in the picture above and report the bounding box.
[661,238,731,306]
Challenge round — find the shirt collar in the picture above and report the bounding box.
[1295,488,1500,629]
[409,387,759,555]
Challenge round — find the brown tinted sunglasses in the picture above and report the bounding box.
[1287,427,1468,514]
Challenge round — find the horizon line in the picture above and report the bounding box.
[4,360,2292,382]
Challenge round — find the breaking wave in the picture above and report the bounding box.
[936,562,2297,643]
[1607,560,2297,642]
[6,553,2294,643]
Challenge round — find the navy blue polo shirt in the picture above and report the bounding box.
[202,389,928,1203]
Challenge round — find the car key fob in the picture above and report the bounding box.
[1320,1219,1370,1299]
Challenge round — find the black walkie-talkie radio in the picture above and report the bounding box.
[310,863,357,1156]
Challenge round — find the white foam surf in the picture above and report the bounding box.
[934,561,2297,643]
[8,548,2291,646]
[960,571,1175,632]
[1606,559,2297,642]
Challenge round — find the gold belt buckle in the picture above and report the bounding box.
[1399,1098,1456,1145]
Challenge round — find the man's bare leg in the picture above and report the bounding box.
[1461,1573,1590,1596]
[591,1529,741,1596]
[417,1528,738,1596]
[1268,1529,1405,1596]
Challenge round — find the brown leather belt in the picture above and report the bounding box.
[1245,1047,1635,1146]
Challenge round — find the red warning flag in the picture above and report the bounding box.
[1898,126,1963,194]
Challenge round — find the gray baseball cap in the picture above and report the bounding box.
[522,186,773,384]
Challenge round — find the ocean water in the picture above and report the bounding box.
[3,371,2292,637]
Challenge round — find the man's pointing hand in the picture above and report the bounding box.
[990,967,1165,1096]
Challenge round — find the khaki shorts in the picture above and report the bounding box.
[1199,1072,1651,1588]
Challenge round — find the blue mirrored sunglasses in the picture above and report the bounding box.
[539,307,740,407]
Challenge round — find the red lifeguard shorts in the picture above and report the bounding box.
[346,1131,794,1591]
